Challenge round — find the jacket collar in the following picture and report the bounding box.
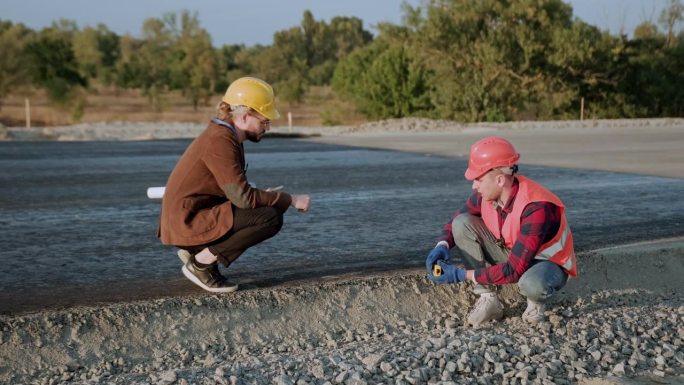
[212,118,237,136]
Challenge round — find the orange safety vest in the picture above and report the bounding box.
[481,175,577,277]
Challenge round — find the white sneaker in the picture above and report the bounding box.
[177,249,192,265]
[522,299,546,323]
[467,292,504,327]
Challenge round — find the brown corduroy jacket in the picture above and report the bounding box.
[158,120,292,246]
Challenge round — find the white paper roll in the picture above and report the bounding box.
[147,183,260,199]
[146,187,166,199]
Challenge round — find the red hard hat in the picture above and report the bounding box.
[465,136,520,180]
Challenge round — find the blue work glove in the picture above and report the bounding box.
[428,260,466,284]
[425,244,449,274]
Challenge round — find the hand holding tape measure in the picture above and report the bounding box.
[425,244,467,284]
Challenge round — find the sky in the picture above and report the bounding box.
[0,0,674,46]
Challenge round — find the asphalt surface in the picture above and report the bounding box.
[1,138,683,314]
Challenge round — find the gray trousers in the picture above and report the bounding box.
[452,214,568,302]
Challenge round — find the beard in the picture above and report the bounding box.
[246,131,263,143]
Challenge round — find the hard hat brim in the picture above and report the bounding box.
[261,108,280,121]
[465,167,484,181]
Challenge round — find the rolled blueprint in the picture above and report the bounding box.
[147,182,261,199]
[146,187,165,199]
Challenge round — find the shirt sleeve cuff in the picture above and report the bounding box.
[472,269,482,284]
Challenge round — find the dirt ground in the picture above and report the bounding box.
[0,86,364,128]
[0,118,682,384]
[308,118,684,179]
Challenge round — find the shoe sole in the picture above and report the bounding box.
[468,314,504,328]
[182,265,239,293]
[177,249,191,265]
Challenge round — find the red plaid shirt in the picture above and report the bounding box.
[438,179,561,285]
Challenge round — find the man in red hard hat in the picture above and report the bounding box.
[425,136,576,327]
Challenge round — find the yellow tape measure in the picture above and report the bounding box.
[432,264,443,277]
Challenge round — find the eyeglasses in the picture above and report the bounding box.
[251,113,270,128]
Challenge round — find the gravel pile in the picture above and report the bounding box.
[3,286,681,385]
[117,300,683,385]
[142,306,684,385]
[347,117,684,134]
[2,117,682,141]
[348,118,459,133]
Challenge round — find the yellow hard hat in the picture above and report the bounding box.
[222,77,280,120]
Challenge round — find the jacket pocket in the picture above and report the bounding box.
[180,195,226,235]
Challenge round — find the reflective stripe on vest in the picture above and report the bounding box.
[536,225,575,271]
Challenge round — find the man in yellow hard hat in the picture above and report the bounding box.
[158,77,311,293]
[425,136,576,327]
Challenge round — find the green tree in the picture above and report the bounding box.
[116,16,174,111]
[72,26,102,80]
[0,21,31,110]
[267,26,309,102]
[308,15,372,85]
[361,46,431,119]
[333,39,431,119]
[545,21,631,119]
[72,24,120,84]
[256,10,372,103]
[170,11,219,110]
[215,44,247,92]
[46,19,78,40]
[332,40,386,105]
[115,34,144,88]
[619,28,684,117]
[329,17,373,60]
[634,21,659,40]
[24,30,87,105]
[299,11,372,85]
[407,0,584,121]
[660,0,684,47]
[659,35,684,115]
[117,11,219,110]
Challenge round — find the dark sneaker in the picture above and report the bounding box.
[182,260,238,293]
[177,249,192,265]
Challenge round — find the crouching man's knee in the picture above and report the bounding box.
[451,213,485,240]
[518,261,568,302]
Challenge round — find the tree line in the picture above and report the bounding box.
[1,0,682,123]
